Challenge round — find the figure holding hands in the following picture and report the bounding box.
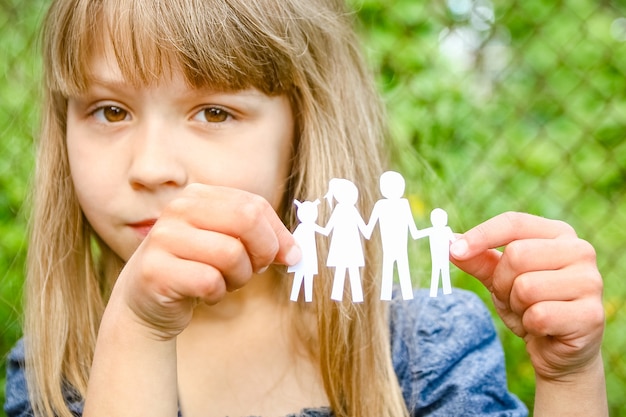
[365,171,419,301]
[289,199,324,302]
[321,178,368,303]
[415,208,456,297]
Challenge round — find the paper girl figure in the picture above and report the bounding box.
[364,171,419,301]
[288,199,324,302]
[321,178,368,303]
[415,208,456,297]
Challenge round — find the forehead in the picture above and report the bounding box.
[84,39,179,89]
[48,0,294,96]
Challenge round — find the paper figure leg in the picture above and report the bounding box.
[290,272,304,302]
[429,268,440,298]
[380,257,394,301]
[348,266,364,303]
[441,263,452,295]
[397,257,414,300]
[290,273,305,302]
[304,274,314,302]
[331,268,346,301]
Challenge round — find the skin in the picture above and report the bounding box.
[68,49,606,416]
[450,212,607,416]
[68,51,331,417]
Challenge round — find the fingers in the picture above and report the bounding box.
[490,237,598,304]
[131,183,301,307]
[508,264,602,315]
[521,298,605,340]
[137,249,228,306]
[148,224,253,292]
[162,184,300,272]
[450,211,604,343]
[448,211,604,380]
[451,211,577,257]
[450,212,578,284]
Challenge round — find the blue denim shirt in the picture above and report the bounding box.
[4,289,527,416]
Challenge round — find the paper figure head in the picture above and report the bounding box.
[379,171,405,199]
[430,208,448,226]
[294,199,320,222]
[325,178,359,208]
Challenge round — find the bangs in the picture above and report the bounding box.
[44,0,297,96]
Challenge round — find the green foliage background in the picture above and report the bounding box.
[1,0,625,415]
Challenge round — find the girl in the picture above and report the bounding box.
[4,0,607,416]
[289,199,323,303]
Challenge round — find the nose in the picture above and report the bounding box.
[127,121,188,190]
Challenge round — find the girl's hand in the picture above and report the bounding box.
[111,183,300,340]
[449,212,604,382]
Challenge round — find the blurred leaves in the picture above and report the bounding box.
[1,0,625,414]
[351,0,625,413]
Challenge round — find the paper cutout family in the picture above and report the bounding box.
[288,171,456,303]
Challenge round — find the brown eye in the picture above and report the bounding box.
[100,106,128,122]
[202,107,229,123]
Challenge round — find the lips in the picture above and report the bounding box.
[128,219,157,237]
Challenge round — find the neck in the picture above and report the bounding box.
[175,268,328,416]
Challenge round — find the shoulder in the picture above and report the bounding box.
[389,289,496,376]
[7,338,25,362]
[390,289,494,345]
[4,339,85,417]
[389,289,528,416]
[4,339,31,417]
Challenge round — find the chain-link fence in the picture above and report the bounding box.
[1,0,44,413]
[352,1,626,414]
[1,0,625,415]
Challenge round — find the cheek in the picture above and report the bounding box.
[211,101,294,209]
[214,140,292,210]
[251,118,294,209]
[66,125,120,222]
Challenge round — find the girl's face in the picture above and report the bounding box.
[66,52,294,261]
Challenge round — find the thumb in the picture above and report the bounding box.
[450,236,502,288]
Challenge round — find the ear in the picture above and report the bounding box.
[313,199,320,206]
[294,199,302,208]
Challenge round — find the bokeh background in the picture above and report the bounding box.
[1,0,625,415]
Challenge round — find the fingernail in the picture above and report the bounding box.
[256,265,269,274]
[285,245,302,266]
[450,238,469,258]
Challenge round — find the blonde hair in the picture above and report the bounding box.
[26,0,408,416]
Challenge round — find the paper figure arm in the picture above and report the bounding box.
[413,227,432,240]
[357,213,370,239]
[318,212,335,236]
[446,227,456,243]
[404,200,420,239]
[362,204,381,240]
[314,223,329,236]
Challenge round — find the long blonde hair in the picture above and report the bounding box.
[26,0,408,416]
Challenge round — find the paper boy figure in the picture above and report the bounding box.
[415,208,456,297]
[364,171,419,301]
[321,178,368,303]
[288,199,324,302]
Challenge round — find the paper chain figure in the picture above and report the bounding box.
[288,171,456,303]
[288,200,324,302]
